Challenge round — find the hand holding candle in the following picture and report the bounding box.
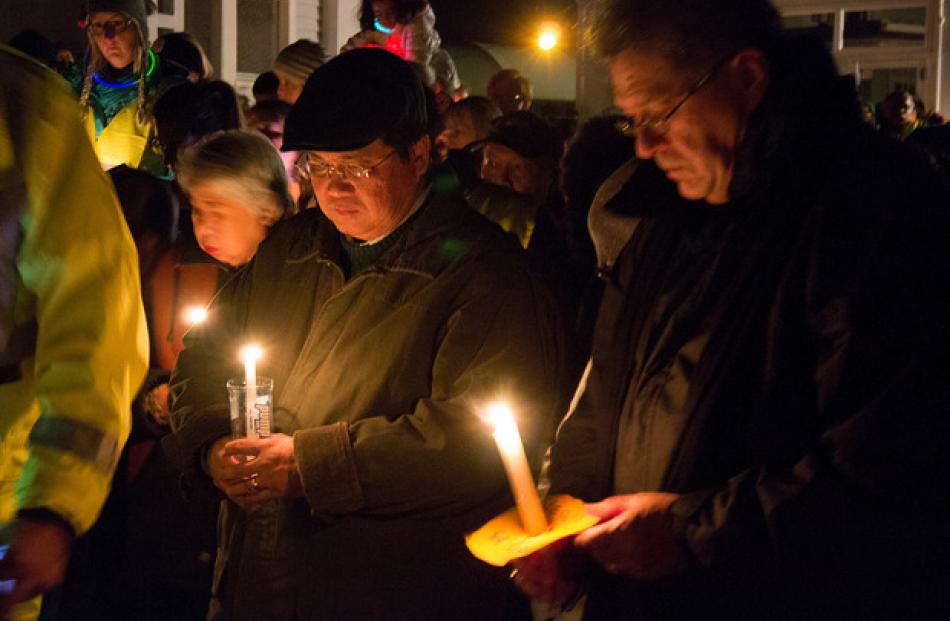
[485,402,548,535]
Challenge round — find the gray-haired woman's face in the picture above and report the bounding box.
[90,11,139,69]
[189,181,272,267]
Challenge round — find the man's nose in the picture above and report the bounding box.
[635,129,663,160]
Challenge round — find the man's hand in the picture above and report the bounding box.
[509,537,584,606]
[0,518,72,619]
[574,492,690,581]
[209,434,302,509]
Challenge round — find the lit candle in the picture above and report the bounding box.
[184,305,208,326]
[485,402,548,535]
[240,344,263,439]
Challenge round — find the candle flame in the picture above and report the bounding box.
[184,306,208,326]
[484,401,515,429]
[240,344,263,364]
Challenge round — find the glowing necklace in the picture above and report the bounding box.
[92,49,157,89]
[374,18,394,34]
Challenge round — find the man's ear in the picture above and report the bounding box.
[409,134,431,177]
[729,49,770,113]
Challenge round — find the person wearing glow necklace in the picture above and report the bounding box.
[342,0,461,98]
[65,0,182,177]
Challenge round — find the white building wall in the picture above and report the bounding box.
[296,0,322,42]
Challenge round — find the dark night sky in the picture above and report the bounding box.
[432,0,577,46]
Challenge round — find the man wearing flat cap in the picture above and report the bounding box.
[165,48,563,620]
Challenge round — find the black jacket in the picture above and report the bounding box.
[551,37,950,619]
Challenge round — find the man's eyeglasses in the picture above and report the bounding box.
[619,56,731,139]
[87,17,135,38]
[299,149,397,181]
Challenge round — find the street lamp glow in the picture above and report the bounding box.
[537,26,559,51]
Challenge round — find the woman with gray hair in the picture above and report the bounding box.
[176,129,294,268]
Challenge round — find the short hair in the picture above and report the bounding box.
[176,129,294,224]
[359,0,427,30]
[444,96,501,142]
[588,0,782,72]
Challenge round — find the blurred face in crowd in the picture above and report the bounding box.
[487,76,530,115]
[372,0,398,29]
[481,143,552,205]
[248,116,302,203]
[439,109,478,152]
[275,70,304,104]
[90,11,139,69]
[189,182,271,267]
[883,92,917,125]
[609,49,767,205]
[308,137,429,241]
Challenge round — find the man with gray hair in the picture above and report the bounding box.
[511,0,950,618]
[165,48,563,620]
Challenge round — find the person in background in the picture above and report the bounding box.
[512,0,950,618]
[272,39,326,105]
[878,89,923,140]
[344,0,460,94]
[251,70,279,104]
[152,31,213,83]
[246,100,313,210]
[487,68,533,115]
[0,44,147,621]
[436,96,501,159]
[164,48,563,621]
[153,80,244,171]
[479,111,563,245]
[65,0,182,176]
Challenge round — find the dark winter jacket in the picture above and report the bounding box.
[550,36,950,620]
[165,184,564,621]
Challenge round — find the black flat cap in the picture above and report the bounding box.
[283,47,428,152]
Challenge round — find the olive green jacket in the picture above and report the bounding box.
[165,187,564,620]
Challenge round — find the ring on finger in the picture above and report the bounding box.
[509,568,519,580]
[248,474,261,491]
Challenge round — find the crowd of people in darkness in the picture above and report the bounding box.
[1,0,949,620]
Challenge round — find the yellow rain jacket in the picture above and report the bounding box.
[0,45,148,620]
[83,101,165,177]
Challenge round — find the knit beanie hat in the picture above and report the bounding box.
[86,0,151,41]
[273,39,326,84]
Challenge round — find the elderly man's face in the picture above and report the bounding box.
[309,137,429,241]
[610,50,760,205]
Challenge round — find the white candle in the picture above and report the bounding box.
[240,344,263,439]
[485,402,548,535]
